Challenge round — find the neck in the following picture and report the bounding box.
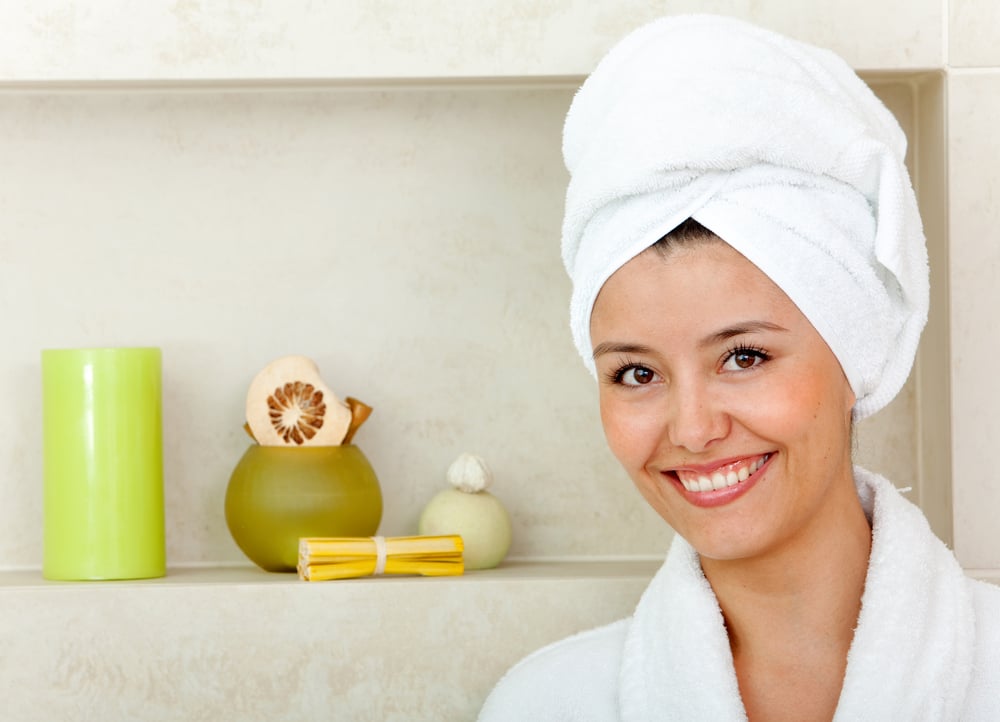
[700,477,872,660]
[700,475,872,721]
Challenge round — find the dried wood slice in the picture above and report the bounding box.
[245,356,352,446]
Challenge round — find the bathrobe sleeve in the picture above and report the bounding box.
[478,619,628,721]
[961,579,1000,720]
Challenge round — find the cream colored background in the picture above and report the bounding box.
[0,2,997,720]
[0,82,930,569]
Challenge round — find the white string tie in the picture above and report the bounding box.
[372,536,387,576]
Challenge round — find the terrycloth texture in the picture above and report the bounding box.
[562,15,929,419]
[622,468,978,720]
[478,468,1000,720]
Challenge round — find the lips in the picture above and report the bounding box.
[665,453,773,508]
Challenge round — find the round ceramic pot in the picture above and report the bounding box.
[225,444,382,572]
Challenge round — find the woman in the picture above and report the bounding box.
[479,14,1000,722]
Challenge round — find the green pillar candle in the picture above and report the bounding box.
[41,347,165,580]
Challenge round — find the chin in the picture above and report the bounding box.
[679,531,762,563]
[658,510,776,564]
[687,539,763,563]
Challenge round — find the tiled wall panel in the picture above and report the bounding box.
[0,0,944,81]
[950,0,1000,67]
[948,72,1000,570]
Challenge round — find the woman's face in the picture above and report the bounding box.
[590,240,857,562]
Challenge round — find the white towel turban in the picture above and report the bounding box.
[562,14,929,420]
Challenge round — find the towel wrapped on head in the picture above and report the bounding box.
[561,14,928,419]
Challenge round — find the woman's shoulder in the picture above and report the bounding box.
[963,578,1000,720]
[970,577,1000,645]
[970,577,1000,640]
[970,576,1000,605]
[477,617,630,722]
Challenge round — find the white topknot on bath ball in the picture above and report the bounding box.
[446,453,493,493]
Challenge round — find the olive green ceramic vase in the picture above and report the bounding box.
[225,444,382,572]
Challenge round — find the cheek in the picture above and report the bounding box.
[739,368,851,445]
[598,396,630,459]
[598,393,662,469]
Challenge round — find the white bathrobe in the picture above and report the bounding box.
[479,469,1000,721]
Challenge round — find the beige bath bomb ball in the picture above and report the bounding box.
[418,453,512,570]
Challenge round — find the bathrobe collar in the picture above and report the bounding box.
[619,467,975,720]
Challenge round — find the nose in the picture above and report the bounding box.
[664,377,730,453]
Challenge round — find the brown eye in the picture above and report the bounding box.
[618,365,658,386]
[721,346,769,372]
[632,368,654,384]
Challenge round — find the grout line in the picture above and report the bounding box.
[504,554,665,564]
[161,561,258,570]
[0,76,587,95]
[947,67,1000,75]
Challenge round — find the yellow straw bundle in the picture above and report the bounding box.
[298,535,464,581]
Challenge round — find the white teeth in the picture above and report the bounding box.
[676,454,770,494]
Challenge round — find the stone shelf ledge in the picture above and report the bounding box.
[0,558,662,587]
[0,560,658,721]
[0,560,993,721]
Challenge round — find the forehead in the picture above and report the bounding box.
[590,241,802,341]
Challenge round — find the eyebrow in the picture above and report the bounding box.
[591,321,789,361]
[700,320,789,348]
[592,342,654,360]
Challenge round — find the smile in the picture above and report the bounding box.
[674,453,771,493]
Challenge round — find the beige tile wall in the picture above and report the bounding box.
[948,71,1000,571]
[950,0,1000,67]
[0,79,934,570]
[0,0,943,81]
[0,6,991,572]
[0,86,674,567]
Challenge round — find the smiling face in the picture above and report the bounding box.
[590,239,858,562]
